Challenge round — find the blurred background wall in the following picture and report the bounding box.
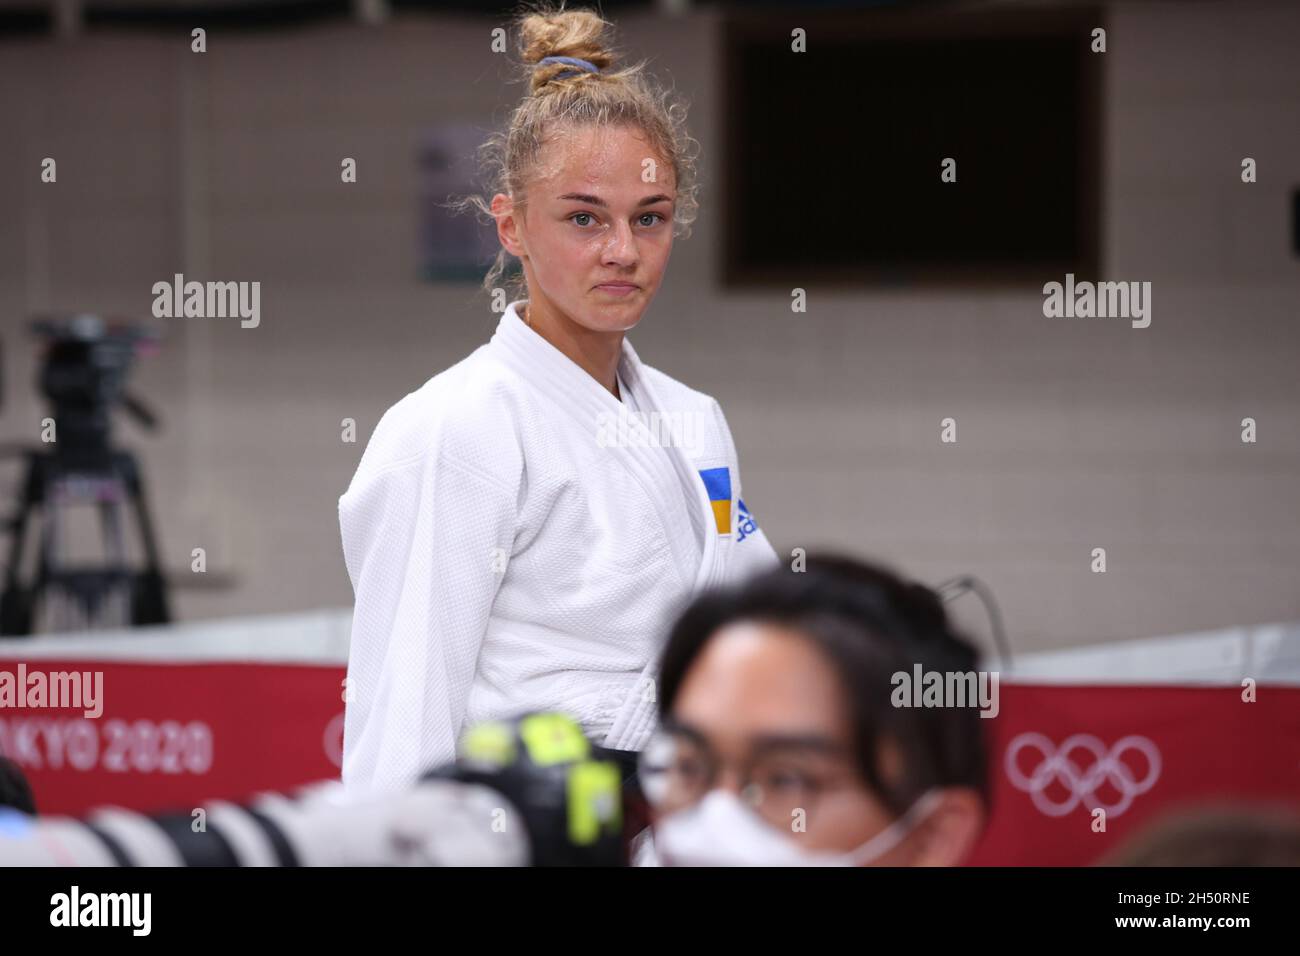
[0,0,1297,653]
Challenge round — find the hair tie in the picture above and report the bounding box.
[539,55,600,80]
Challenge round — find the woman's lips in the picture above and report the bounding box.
[595,283,639,296]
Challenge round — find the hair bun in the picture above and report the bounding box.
[519,6,614,92]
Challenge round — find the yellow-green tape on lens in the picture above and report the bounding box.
[519,713,590,767]
[568,761,622,845]
[459,721,516,767]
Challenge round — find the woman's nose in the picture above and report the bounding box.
[602,223,637,263]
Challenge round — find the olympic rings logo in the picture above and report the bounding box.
[1004,733,1161,818]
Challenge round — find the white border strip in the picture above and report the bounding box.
[992,621,1300,687]
[0,608,353,665]
[2,609,1298,687]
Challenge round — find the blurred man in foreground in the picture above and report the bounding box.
[638,556,990,866]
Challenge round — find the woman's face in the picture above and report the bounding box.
[493,124,675,334]
[659,620,903,858]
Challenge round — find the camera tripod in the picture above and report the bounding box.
[0,315,171,636]
[0,444,170,636]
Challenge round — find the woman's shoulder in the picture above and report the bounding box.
[351,348,531,482]
[636,361,722,416]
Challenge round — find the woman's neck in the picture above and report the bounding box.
[523,300,623,399]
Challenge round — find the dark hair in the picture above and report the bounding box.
[0,756,37,815]
[1102,804,1300,867]
[657,554,990,816]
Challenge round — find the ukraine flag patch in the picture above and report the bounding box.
[698,467,732,535]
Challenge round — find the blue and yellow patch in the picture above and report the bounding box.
[698,467,732,535]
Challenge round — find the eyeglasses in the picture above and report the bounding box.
[636,727,861,831]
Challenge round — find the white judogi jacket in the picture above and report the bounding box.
[339,300,778,795]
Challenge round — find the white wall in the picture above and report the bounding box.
[0,1,1297,653]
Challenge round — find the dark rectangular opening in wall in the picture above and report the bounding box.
[1291,186,1300,255]
[720,8,1103,288]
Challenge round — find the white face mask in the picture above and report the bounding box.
[653,788,942,867]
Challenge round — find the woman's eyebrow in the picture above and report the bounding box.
[556,192,673,208]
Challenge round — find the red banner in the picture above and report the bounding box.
[3,659,1298,864]
[0,660,344,817]
[967,683,1300,865]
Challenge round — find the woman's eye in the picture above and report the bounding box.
[569,212,665,228]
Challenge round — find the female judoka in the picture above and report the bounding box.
[337,6,779,795]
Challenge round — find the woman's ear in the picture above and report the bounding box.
[906,788,985,867]
[491,193,528,260]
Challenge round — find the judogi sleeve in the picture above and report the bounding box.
[338,443,519,796]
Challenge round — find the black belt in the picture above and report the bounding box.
[592,744,650,858]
